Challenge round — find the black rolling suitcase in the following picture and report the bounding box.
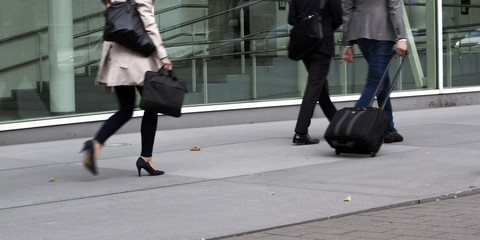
[324,51,408,157]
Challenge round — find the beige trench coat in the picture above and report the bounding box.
[96,0,168,86]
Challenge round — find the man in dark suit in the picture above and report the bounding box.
[289,0,343,144]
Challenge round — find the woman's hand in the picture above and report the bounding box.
[161,57,172,70]
[342,47,354,62]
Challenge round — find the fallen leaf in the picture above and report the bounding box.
[189,146,201,151]
[48,178,55,182]
[268,192,276,195]
[344,195,352,202]
[453,196,457,199]
[469,185,477,189]
[426,152,431,155]
[435,199,440,202]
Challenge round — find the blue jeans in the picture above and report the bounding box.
[356,39,396,134]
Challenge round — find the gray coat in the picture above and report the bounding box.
[343,0,406,46]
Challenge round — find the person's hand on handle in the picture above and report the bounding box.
[342,47,354,62]
[396,40,407,56]
[161,57,172,70]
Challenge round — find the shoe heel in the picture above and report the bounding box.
[81,140,97,175]
[79,140,92,153]
[136,157,146,177]
[135,157,164,177]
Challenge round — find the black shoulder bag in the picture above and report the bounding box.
[288,0,326,61]
[103,0,156,57]
[140,68,187,118]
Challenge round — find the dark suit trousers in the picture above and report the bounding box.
[294,52,336,134]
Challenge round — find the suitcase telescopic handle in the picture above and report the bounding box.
[380,51,409,110]
[368,50,409,109]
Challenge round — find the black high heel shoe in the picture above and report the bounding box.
[80,140,97,175]
[136,157,164,177]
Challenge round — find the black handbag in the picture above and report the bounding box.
[288,0,326,61]
[140,68,187,117]
[103,0,156,57]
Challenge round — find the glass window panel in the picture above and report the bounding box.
[0,0,472,125]
[443,0,480,88]
[329,0,432,97]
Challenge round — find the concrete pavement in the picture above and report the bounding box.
[1,104,480,240]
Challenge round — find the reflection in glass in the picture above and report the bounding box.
[1,0,478,125]
[443,1,480,88]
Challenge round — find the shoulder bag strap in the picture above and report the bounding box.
[318,0,326,15]
[314,0,325,24]
[304,0,326,18]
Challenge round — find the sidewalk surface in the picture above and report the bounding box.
[1,105,480,240]
[218,193,480,240]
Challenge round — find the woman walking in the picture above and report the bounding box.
[81,0,172,176]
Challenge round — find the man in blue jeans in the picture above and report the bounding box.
[342,0,408,143]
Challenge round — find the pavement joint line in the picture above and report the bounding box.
[172,137,291,149]
[0,170,287,211]
[0,136,319,174]
[0,178,214,211]
[208,188,480,240]
[3,154,478,212]
[0,163,62,172]
[0,161,422,212]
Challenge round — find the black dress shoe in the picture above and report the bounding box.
[293,133,320,145]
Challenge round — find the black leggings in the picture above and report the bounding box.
[94,86,158,157]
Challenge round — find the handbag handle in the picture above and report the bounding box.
[157,67,177,81]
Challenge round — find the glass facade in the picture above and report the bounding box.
[442,0,480,88]
[0,0,479,126]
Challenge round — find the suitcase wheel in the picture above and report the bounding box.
[335,149,340,156]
